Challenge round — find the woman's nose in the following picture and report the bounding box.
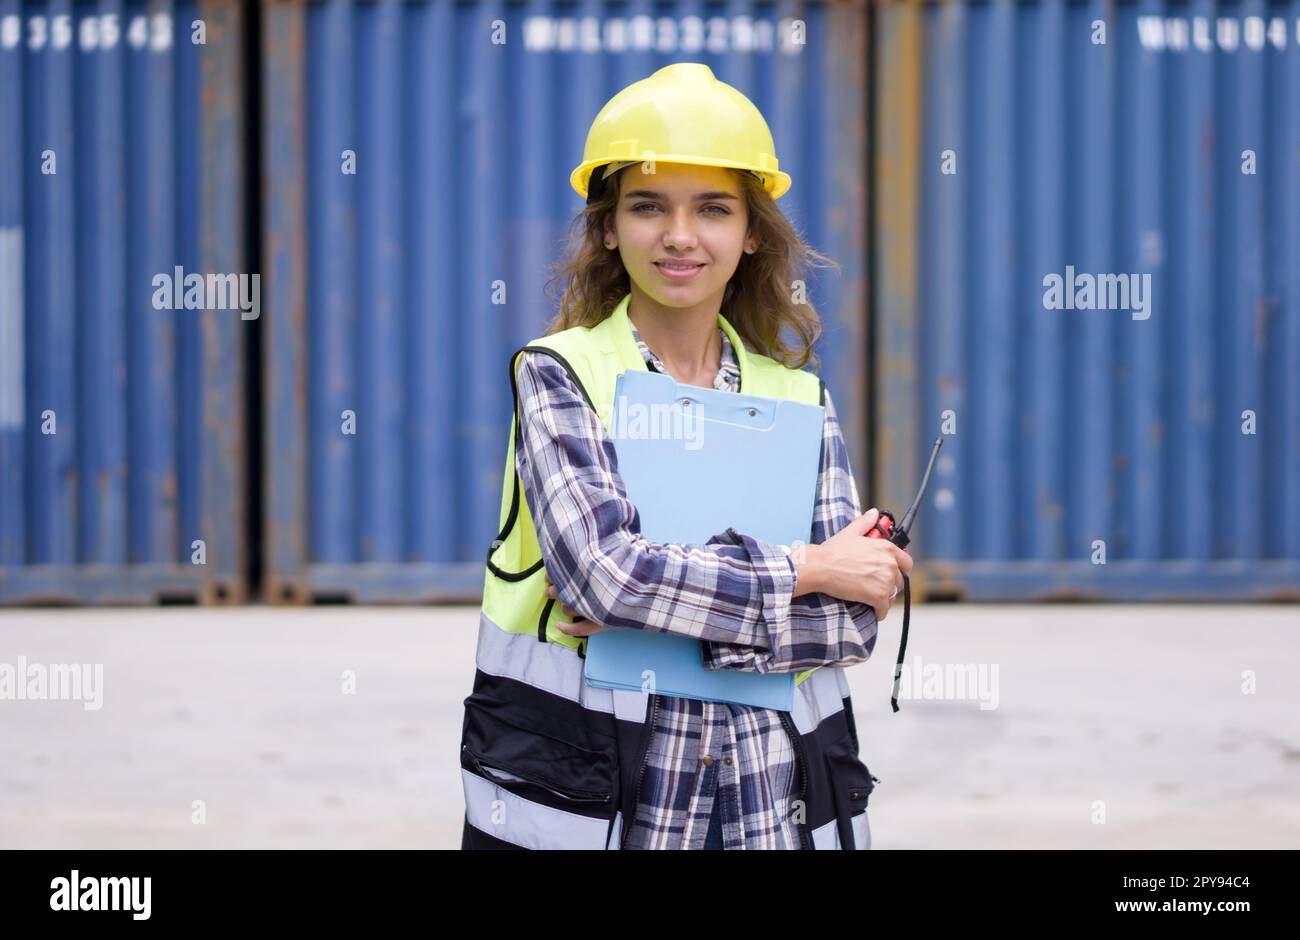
[662,209,699,249]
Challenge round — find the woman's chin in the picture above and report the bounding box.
[634,276,719,309]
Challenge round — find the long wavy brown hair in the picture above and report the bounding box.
[541,166,839,371]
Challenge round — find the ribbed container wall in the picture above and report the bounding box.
[0,0,249,604]
[875,0,1300,599]
[262,0,869,603]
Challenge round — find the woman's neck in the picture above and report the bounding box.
[626,286,724,388]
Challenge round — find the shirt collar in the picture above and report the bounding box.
[628,319,740,392]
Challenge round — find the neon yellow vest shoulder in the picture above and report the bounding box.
[483,293,824,686]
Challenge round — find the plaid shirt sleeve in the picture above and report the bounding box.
[699,387,880,674]
[514,351,797,645]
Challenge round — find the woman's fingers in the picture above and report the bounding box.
[543,567,606,634]
[872,562,898,622]
[556,619,604,637]
[544,579,587,624]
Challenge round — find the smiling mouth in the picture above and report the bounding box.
[654,261,705,271]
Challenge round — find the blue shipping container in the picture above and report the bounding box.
[0,0,250,604]
[261,0,869,602]
[874,0,1300,599]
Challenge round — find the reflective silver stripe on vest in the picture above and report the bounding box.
[477,611,651,723]
[462,768,615,850]
[811,818,838,849]
[810,810,871,850]
[607,810,624,849]
[612,689,651,722]
[792,666,846,735]
[480,609,840,732]
[834,666,852,700]
[475,610,605,710]
[853,809,870,849]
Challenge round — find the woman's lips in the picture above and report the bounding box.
[654,261,705,281]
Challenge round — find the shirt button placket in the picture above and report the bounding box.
[712,716,739,849]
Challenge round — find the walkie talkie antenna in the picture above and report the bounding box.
[895,437,943,541]
[887,435,945,713]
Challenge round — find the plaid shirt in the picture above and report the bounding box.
[514,316,878,850]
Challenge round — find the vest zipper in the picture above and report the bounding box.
[778,710,812,850]
[620,693,660,850]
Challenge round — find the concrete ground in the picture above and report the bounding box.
[0,604,1296,849]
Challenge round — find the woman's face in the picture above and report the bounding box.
[604,162,756,312]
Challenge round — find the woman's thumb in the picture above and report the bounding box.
[845,507,880,535]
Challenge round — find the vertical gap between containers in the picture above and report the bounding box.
[245,0,264,599]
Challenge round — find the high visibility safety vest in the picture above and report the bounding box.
[460,293,878,850]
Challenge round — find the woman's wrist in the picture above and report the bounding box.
[790,542,826,598]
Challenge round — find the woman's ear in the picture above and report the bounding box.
[603,217,617,251]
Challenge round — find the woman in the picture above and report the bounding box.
[460,63,911,851]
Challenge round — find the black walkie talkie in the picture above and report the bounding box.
[865,436,943,711]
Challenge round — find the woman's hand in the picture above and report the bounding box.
[794,508,914,623]
[544,571,606,637]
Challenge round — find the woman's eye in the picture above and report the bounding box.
[631,203,729,215]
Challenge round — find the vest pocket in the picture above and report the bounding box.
[461,694,617,811]
[463,747,612,805]
[823,736,876,848]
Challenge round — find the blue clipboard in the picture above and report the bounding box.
[581,369,825,711]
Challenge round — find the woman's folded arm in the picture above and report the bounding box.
[515,350,797,647]
[699,388,880,674]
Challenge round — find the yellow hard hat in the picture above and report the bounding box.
[570,62,791,202]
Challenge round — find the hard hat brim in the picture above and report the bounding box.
[570,157,791,202]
